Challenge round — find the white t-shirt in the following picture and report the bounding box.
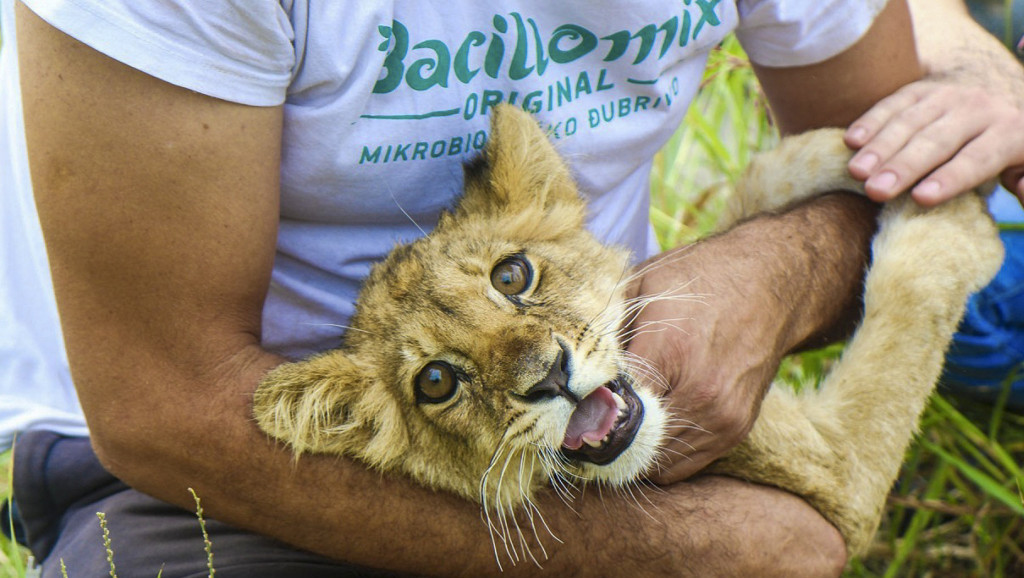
[0,0,886,450]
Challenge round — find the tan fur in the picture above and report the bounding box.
[253,106,1003,560]
[710,175,1003,554]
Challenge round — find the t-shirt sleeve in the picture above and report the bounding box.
[22,0,296,106]
[735,0,889,67]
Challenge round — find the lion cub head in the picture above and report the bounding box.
[254,105,667,513]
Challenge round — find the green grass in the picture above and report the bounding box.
[1,33,1021,578]
[650,37,776,248]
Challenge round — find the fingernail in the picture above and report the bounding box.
[850,152,879,175]
[847,126,868,144]
[867,171,898,194]
[914,180,942,201]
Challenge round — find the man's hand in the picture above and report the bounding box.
[847,0,1024,206]
[627,195,879,483]
[846,80,1024,205]
[625,246,785,482]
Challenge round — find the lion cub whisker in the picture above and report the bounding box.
[302,322,380,338]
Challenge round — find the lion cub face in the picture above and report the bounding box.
[254,105,667,510]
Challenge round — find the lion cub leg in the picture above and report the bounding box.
[710,191,1004,555]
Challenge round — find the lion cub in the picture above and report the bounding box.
[254,105,1003,558]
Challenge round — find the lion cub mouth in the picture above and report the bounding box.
[561,377,645,465]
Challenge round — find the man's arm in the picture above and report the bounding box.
[751,0,922,134]
[847,0,1024,204]
[14,4,503,574]
[632,0,920,483]
[16,4,846,576]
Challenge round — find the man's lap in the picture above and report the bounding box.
[11,430,406,578]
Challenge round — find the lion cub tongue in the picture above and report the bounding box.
[562,386,620,450]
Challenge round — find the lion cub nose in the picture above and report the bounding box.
[520,343,579,403]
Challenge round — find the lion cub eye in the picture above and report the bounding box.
[490,255,533,296]
[415,361,458,404]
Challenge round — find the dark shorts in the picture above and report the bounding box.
[11,430,408,578]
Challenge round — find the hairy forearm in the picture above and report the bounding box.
[701,192,878,356]
[769,193,879,351]
[909,0,1024,102]
[92,349,845,577]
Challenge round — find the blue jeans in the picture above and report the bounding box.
[942,189,1024,409]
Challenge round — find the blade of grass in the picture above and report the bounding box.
[882,460,952,578]
[920,439,1024,516]
[932,396,1023,481]
[954,430,1009,484]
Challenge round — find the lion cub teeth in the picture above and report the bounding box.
[610,392,628,431]
[612,392,627,412]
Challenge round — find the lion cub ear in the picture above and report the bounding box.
[454,104,586,231]
[253,352,367,457]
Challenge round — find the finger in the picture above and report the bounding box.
[912,123,1024,205]
[845,83,928,149]
[849,89,963,187]
[910,122,1024,205]
[864,107,1003,202]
